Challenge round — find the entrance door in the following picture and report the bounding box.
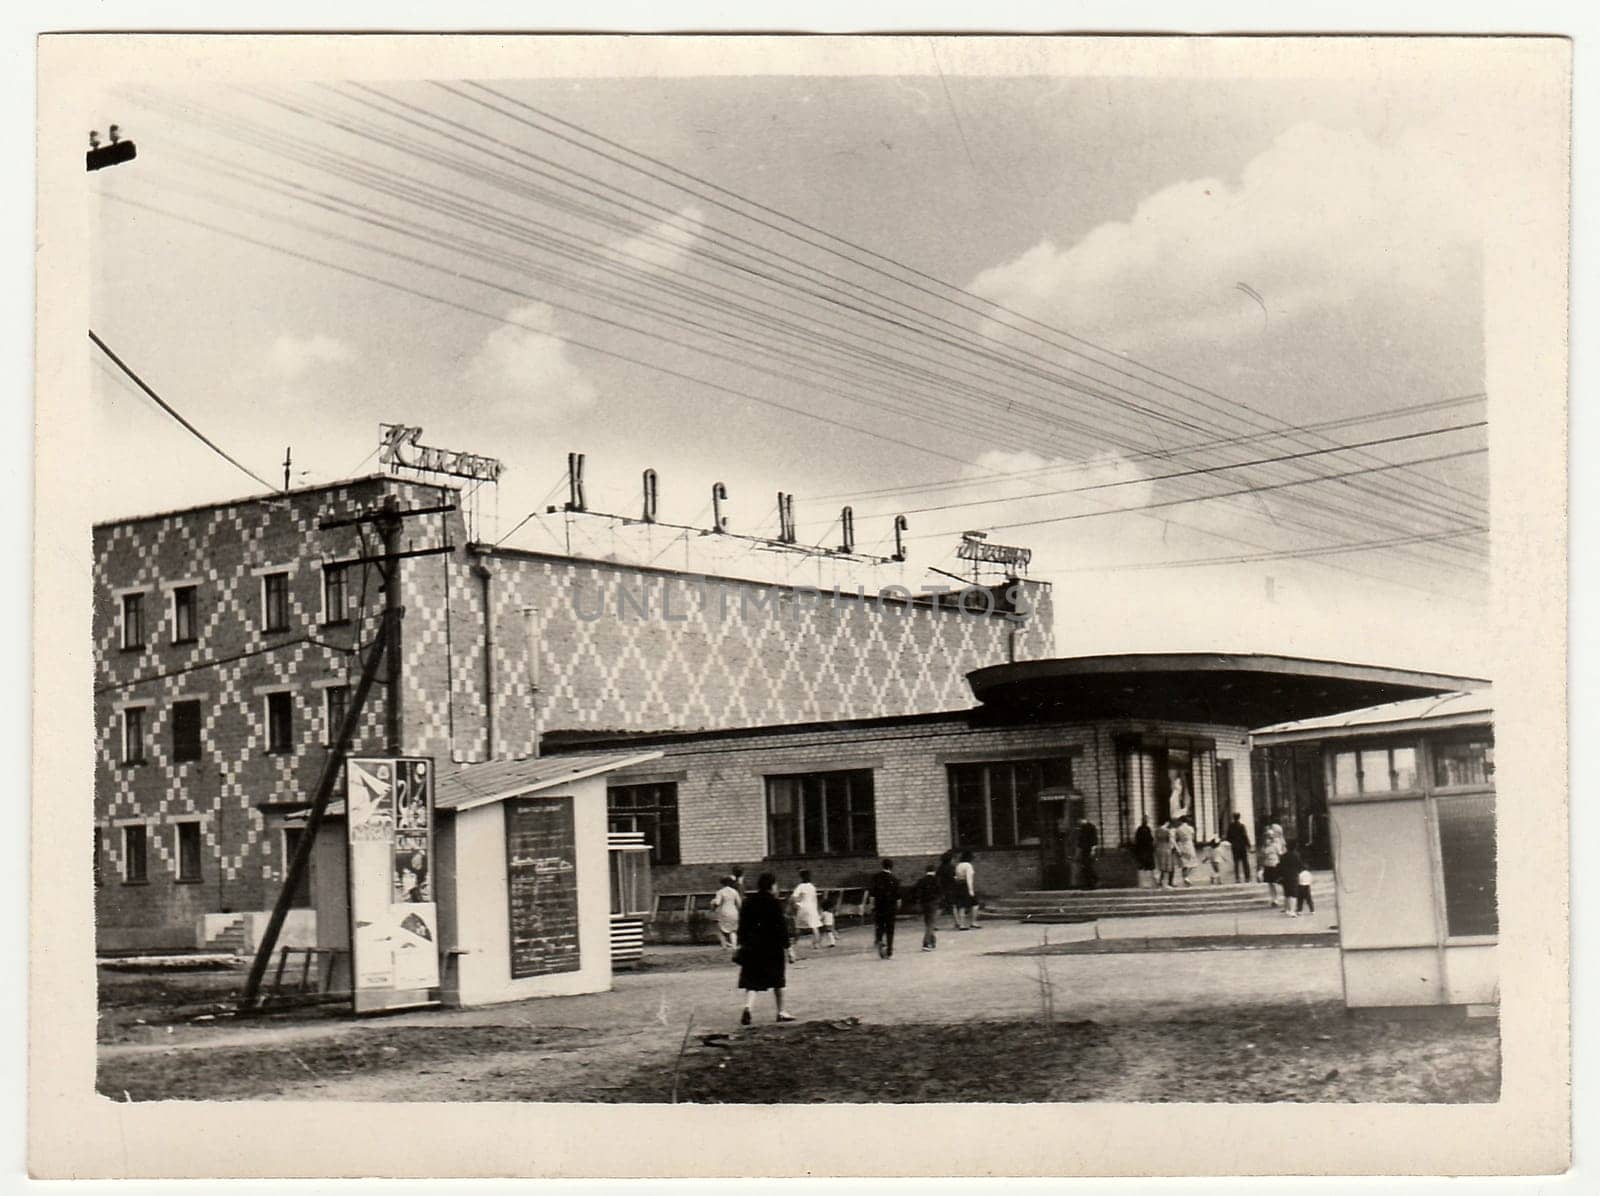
[1037,792,1072,889]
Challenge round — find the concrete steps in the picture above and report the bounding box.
[204,916,248,951]
[986,874,1335,921]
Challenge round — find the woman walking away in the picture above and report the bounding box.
[1154,820,1175,888]
[791,869,823,951]
[711,875,742,950]
[1260,817,1286,907]
[737,872,796,1024]
[954,851,979,928]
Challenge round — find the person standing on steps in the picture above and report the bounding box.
[1226,812,1253,884]
[1260,816,1287,906]
[1133,815,1156,885]
[911,862,942,951]
[736,872,796,1024]
[1077,817,1100,890]
[1174,816,1199,886]
[1154,819,1176,888]
[954,850,979,928]
[870,858,901,958]
[1278,841,1307,919]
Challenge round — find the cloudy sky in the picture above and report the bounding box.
[89,57,1494,674]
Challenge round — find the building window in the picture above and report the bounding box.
[94,830,103,888]
[324,684,350,746]
[1435,792,1497,936]
[120,592,145,649]
[172,585,199,643]
[121,706,146,765]
[1333,745,1418,796]
[262,572,290,632]
[175,821,204,883]
[765,770,875,858]
[1433,732,1494,789]
[323,564,352,625]
[171,699,202,763]
[948,757,1072,848]
[266,691,294,754]
[122,824,148,884]
[607,783,680,865]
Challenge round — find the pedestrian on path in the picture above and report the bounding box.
[870,858,901,958]
[790,869,823,951]
[1154,820,1176,887]
[936,849,960,929]
[1226,813,1253,883]
[711,875,742,950]
[736,872,795,1024]
[911,863,941,950]
[1278,842,1307,918]
[954,851,979,928]
[818,895,839,947]
[1260,817,1287,906]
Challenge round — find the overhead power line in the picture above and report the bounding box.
[1045,526,1489,573]
[89,329,280,493]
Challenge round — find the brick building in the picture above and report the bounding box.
[92,474,1052,948]
[547,654,1484,899]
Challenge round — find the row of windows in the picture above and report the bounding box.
[604,756,1075,865]
[1331,733,1493,797]
[117,566,361,651]
[96,824,311,892]
[117,686,349,764]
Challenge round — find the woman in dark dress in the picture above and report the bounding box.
[1133,816,1156,879]
[737,872,796,1024]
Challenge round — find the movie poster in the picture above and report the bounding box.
[346,757,439,1013]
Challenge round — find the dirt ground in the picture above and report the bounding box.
[97,939,1499,1104]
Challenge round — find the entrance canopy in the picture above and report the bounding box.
[967,653,1485,729]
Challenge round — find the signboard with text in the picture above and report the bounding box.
[347,756,440,1014]
[505,797,581,980]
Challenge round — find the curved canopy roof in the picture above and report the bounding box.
[966,653,1486,729]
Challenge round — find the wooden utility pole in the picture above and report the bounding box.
[239,607,399,1012]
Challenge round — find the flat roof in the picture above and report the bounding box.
[967,653,1487,729]
[91,473,434,531]
[1252,688,1494,745]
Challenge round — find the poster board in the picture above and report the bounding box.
[346,756,441,1014]
[504,796,581,979]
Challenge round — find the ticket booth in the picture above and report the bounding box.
[1253,690,1495,1011]
[310,750,662,1009]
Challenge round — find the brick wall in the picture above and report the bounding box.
[552,714,1261,899]
[93,474,1055,940]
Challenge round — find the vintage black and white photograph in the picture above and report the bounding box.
[31,30,1571,1181]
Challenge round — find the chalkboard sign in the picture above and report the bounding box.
[505,797,581,979]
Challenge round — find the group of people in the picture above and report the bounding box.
[1257,817,1317,917]
[1133,813,1209,887]
[1130,811,1316,912]
[725,850,983,1024]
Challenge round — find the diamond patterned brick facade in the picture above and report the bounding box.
[94,475,1053,942]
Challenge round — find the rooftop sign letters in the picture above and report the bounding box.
[380,424,505,483]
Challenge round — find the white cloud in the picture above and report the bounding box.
[969,121,1486,354]
[608,205,706,274]
[268,333,354,380]
[466,302,599,422]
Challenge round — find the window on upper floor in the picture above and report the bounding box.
[262,572,291,633]
[323,564,353,625]
[120,592,145,650]
[172,585,199,644]
[266,691,294,754]
[171,699,203,763]
[121,706,146,765]
[323,684,350,746]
